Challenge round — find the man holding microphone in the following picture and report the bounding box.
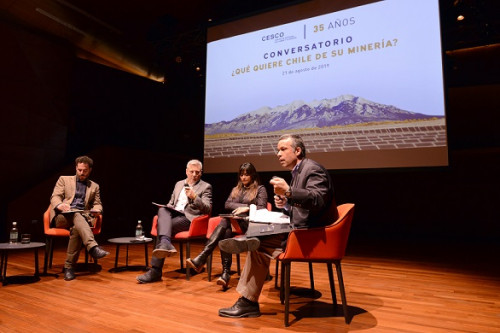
[218,134,338,318]
[136,159,212,284]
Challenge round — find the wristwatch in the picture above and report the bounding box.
[285,187,292,198]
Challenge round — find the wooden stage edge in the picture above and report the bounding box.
[0,239,499,333]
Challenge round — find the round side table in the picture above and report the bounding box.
[0,242,46,285]
[107,237,153,272]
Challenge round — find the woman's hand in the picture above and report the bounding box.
[232,206,249,215]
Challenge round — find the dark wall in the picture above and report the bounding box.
[2,19,499,251]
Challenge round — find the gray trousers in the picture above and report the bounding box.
[54,213,98,269]
[157,207,190,238]
[236,234,286,302]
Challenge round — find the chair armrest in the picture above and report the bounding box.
[188,214,210,237]
[207,217,222,238]
[92,215,103,234]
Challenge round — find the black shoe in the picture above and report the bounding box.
[218,297,261,318]
[152,242,177,258]
[218,237,260,254]
[64,268,75,281]
[186,258,204,273]
[136,268,162,284]
[90,246,109,260]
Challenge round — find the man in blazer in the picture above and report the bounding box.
[50,155,109,281]
[218,134,338,318]
[137,159,212,284]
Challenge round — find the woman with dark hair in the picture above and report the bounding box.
[186,162,268,288]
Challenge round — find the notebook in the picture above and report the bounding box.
[245,204,292,237]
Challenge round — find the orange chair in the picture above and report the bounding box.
[150,214,209,280]
[43,205,103,274]
[277,203,355,326]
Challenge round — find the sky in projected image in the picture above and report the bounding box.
[205,0,445,125]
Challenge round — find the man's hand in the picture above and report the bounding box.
[185,186,197,200]
[274,194,287,209]
[270,177,289,196]
[56,203,70,212]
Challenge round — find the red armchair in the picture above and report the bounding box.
[150,214,210,280]
[277,203,355,326]
[43,205,102,274]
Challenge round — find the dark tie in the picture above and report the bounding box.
[288,168,298,224]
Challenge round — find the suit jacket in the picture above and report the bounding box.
[49,175,103,223]
[167,179,212,221]
[287,158,337,229]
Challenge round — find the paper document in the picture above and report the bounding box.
[219,213,248,220]
[61,209,84,214]
[152,202,182,214]
[249,204,290,224]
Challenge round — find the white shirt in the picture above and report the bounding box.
[174,185,189,211]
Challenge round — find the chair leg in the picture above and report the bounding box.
[308,262,314,291]
[83,247,98,267]
[327,263,337,310]
[43,237,52,274]
[275,259,280,289]
[236,253,241,275]
[284,262,291,327]
[334,260,350,324]
[48,237,54,269]
[280,261,286,304]
[185,242,190,280]
[207,253,213,281]
[179,242,184,269]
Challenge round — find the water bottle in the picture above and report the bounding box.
[135,220,144,240]
[10,222,19,244]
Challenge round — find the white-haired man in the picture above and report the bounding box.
[137,159,212,283]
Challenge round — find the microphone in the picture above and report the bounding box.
[184,183,193,202]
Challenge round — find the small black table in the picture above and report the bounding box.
[107,237,153,272]
[0,242,45,285]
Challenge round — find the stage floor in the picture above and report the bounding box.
[1,239,498,332]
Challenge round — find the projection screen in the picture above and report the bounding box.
[204,0,447,173]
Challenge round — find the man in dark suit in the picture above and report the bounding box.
[137,159,212,283]
[218,134,337,318]
[50,155,109,281]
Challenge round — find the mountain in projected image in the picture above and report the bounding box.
[205,95,442,135]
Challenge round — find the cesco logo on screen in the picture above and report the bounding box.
[262,32,285,41]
